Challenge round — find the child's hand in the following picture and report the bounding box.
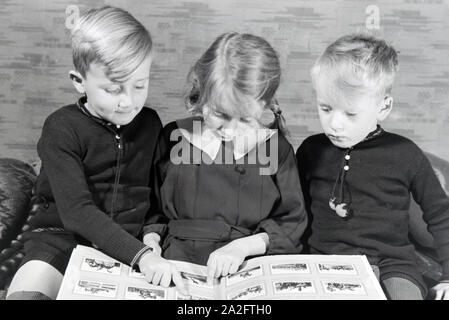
[138,251,188,295]
[206,239,249,286]
[431,281,449,300]
[143,232,162,255]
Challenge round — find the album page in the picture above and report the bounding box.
[220,254,387,300]
[57,245,219,300]
[57,245,386,300]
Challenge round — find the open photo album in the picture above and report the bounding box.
[56,245,386,300]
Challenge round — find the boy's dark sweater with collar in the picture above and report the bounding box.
[29,97,162,266]
[296,127,449,295]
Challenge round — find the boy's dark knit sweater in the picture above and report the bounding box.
[30,97,162,266]
[296,128,449,287]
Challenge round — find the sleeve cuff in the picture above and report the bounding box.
[130,246,153,270]
[255,219,299,255]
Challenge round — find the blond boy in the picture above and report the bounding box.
[297,34,449,299]
[7,6,186,299]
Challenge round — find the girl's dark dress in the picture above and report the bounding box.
[144,117,308,265]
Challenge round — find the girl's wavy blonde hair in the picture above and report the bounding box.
[185,32,288,135]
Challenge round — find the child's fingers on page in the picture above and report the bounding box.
[214,260,223,279]
[152,270,163,286]
[143,269,155,283]
[160,271,171,287]
[229,262,239,275]
[172,269,188,295]
[435,289,443,300]
[221,260,231,277]
[207,256,217,285]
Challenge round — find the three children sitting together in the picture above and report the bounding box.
[6,6,449,300]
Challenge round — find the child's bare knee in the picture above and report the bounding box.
[7,260,63,299]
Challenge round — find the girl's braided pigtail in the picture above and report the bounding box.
[269,98,289,137]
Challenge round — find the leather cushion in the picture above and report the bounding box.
[0,158,36,250]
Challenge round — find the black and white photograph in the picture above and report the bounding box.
[225,265,264,286]
[80,257,122,275]
[323,281,366,295]
[124,286,165,300]
[273,281,316,294]
[270,262,310,275]
[175,292,211,300]
[128,268,145,279]
[317,263,357,275]
[227,284,266,300]
[1,0,449,302]
[180,271,212,289]
[73,280,118,298]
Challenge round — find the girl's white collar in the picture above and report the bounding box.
[175,117,276,161]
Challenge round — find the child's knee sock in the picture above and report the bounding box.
[381,277,423,300]
[6,291,52,300]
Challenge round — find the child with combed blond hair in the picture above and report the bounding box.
[297,33,449,300]
[6,6,187,299]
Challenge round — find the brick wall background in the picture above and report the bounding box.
[0,0,448,162]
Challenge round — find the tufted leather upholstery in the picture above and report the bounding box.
[0,158,36,290]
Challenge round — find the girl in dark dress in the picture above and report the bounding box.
[140,32,308,287]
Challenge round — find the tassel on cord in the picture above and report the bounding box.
[327,125,384,220]
[329,149,353,220]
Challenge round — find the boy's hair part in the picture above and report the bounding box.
[71,6,152,82]
[311,33,399,98]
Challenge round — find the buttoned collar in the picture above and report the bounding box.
[351,125,385,149]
